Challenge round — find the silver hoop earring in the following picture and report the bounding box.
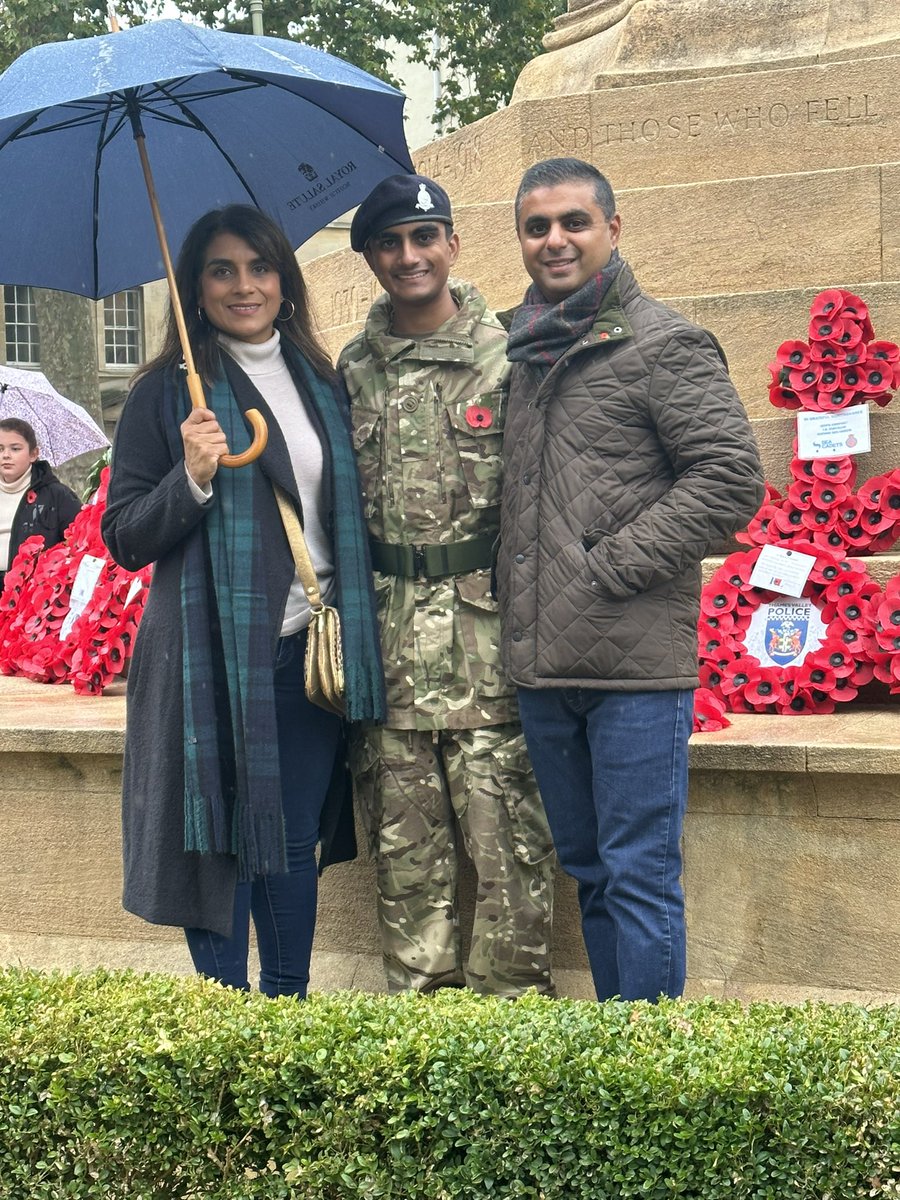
[197,307,207,324]
[276,299,295,322]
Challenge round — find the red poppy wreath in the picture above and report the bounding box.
[698,541,878,715]
[0,468,150,694]
[753,287,900,557]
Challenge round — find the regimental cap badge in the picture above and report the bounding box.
[415,183,435,213]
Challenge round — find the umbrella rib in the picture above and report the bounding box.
[225,70,405,162]
[92,101,117,298]
[153,80,262,206]
[0,110,41,153]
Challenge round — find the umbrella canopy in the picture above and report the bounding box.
[0,18,414,299]
[0,366,109,466]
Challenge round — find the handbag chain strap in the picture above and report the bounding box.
[273,483,324,613]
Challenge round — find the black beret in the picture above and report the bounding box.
[350,174,453,252]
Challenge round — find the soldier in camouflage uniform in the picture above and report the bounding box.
[339,174,555,996]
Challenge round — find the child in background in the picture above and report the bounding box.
[0,418,81,591]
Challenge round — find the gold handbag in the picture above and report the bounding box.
[274,484,345,717]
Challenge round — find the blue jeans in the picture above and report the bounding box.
[184,630,342,998]
[516,687,693,1002]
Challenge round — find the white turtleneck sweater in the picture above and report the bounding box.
[0,467,33,572]
[186,331,335,635]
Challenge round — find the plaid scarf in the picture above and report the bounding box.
[285,349,386,725]
[507,249,624,372]
[163,355,385,882]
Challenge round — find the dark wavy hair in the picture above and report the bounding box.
[136,205,333,384]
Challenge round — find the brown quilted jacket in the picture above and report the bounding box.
[498,263,764,690]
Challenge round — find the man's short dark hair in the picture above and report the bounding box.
[515,158,617,225]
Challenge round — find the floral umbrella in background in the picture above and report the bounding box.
[0,365,109,467]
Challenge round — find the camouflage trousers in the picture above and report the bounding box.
[351,723,556,997]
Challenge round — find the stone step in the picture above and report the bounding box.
[689,706,900,776]
[516,1,900,101]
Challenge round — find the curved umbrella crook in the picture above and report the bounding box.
[113,14,267,468]
[131,125,268,467]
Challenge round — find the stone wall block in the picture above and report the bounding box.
[684,809,900,992]
[0,770,166,943]
[414,105,525,206]
[582,58,900,189]
[689,770,817,816]
[879,163,900,282]
[621,167,882,298]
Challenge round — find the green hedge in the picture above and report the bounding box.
[0,969,898,1199]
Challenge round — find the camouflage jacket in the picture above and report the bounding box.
[339,280,516,730]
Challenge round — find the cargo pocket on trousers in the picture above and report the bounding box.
[453,570,514,703]
[490,733,555,865]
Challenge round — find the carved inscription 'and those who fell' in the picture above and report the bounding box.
[528,93,880,156]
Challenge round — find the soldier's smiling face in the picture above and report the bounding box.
[363,220,460,312]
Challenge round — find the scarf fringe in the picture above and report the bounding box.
[236,803,288,881]
[343,655,386,724]
[184,789,234,857]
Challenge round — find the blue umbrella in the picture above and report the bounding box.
[0,18,413,298]
[0,19,414,463]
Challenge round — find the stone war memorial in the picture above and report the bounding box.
[2,0,899,1003]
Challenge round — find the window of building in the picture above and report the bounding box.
[4,285,40,366]
[103,289,142,367]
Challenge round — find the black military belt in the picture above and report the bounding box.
[370,535,495,578]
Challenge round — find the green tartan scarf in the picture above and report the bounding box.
[164,356,385,882]
[281,346,387,722]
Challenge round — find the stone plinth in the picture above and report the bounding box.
[515,0,900,99]
[304,25,900,477]
[1,675,897,1003]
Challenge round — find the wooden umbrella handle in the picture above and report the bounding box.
[133,131,268,468]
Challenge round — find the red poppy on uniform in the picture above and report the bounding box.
[465,405,493,428]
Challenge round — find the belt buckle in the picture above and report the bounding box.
[412,544,427,578]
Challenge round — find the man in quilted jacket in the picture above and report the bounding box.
[497,157,764,1002]
[339,174,556,998]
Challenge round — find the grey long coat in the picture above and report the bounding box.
[102,357,355,937]
[498,263,765,690]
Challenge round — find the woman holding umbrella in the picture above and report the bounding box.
[102,205,385,997]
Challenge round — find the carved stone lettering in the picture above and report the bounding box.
[527,126,592,159]
[713,102,793,132]
[331,282,377,327]
[597,114,701,144]
[805,94,879,124]
[417,135,484,183]
[594,90,884,148]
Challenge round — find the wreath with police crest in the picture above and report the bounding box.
[695,288,900,726]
